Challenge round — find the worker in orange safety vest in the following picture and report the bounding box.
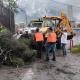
[34,28,44,58]
[46,27,57,61]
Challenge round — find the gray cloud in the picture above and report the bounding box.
[15,0,80,24]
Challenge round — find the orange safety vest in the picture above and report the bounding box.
[35,32,44,42]
[47,32,56,42]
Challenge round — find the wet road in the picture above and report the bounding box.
[20,53,80,80]
[0,52,80,80]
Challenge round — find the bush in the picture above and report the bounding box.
[0,32,36,66]
[18,39,31,46]
[23,48,36,62]
[11,58,24,67]
[71,45,80,53]
[0,26,7,32]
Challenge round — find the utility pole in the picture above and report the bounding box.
[24,10,27,27]
[45,8,47,16]
[19,8,28,27]
[0,0,3,5]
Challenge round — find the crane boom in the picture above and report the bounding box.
[60,12,73,33]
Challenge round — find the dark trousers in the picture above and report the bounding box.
[46,42,56,60]
[36,41,43,58]
[61,43,67,56]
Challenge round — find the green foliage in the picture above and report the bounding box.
[71,45,80,53]
[6,0,18,13]
[0,32,36,66]
[11,58,24,67]
[18,39,31,46]
[0,26,7,32]
[17,39,36,62]
[23,47,36,62]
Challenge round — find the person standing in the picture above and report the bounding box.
[34,28,44,58]
[58,27,68,56]
[13,31,22,40]
[46,27,57,61]
[20,31,29,39]
[61,29,68,56]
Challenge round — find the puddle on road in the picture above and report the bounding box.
[56,68,75,75]
[22,68,34,80]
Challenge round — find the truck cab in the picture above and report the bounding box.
[24,20,43,34]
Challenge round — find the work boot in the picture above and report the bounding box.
[52,56,56,61]
[63,54,67,57]
[52,58,56,61]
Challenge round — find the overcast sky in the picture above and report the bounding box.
[15,0,80,24]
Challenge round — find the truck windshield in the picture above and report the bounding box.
[43,19,60,28]
[31,23,42,28]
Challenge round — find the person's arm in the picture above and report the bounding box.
[33,34,36,41]
[58,28,63,34]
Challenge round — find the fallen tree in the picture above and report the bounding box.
[0,31,36,67]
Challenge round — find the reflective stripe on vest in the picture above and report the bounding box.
[35,32,44,42]
[47,32,56,42]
